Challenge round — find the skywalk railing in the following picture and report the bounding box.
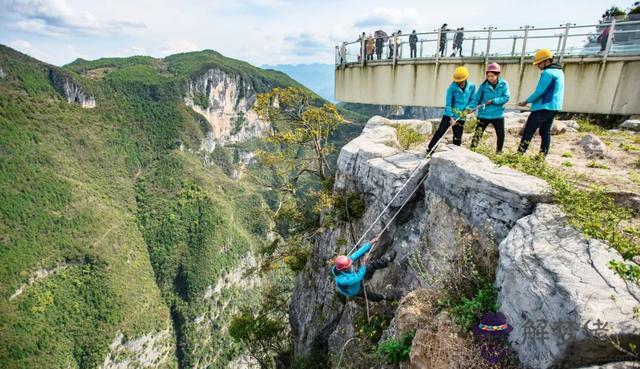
[335,19,640,66]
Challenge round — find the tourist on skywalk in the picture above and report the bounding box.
[366,34,376,61]
[598,25,612,52]
[427,66,476,152]
[439,23,452,57]
[388,31,396,59]
[409,30,418,58]
[470,62,510,153]
[517,48,565,158]
[375,30,386,59]
[451,28,465,57]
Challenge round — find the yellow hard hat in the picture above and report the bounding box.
[533,48,553,65]
[453,66,469,82]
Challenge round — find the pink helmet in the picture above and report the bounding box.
[335,255,352,271]
[486,62,501,73]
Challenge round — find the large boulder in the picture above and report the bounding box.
[497,204,640,369]
[335,116,427,207]
[427,145,552,242]
[579,134,608,158]
[620,119,640,132]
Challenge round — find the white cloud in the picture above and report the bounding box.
[284,31,333,57]
[158,40,200,56]
[354,7,420,28]
[8,39,33,49]
[4,0,145,36]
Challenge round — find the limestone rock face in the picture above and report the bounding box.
[427,145,551,242]
[334,116,428,207]
[496,204,640,369]
[101,329,177,369]
[49,68,96,108]
[579,134,608,158]
[184,68,269,152]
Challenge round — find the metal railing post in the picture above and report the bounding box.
[511,36,517,56]
[394,36,399,63]
[435,29,441,62]
[471,37,476,57]
[361,38,365,66]
[559,23,573,64]
[484,26,494,65]
[520,25,530,66]
[335,45,339,65]
[419,40,423,58]
[603,19,616,63]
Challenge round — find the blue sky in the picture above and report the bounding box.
[0,0,622,66]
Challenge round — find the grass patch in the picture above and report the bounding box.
[586,161,609,169]
[389,124,426,149]
[376,331,415,364]
[562,152,573,158]
[562,161,574,167]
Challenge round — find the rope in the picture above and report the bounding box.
[346,104,484,256]
[336,337,360,368]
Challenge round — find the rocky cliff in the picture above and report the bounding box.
[290,116,640,368]
[49,68,96,108]
[184,68,269,153]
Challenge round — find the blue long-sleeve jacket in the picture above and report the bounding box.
[526,63,564,112]
[472,77,510,119]
[444,81,476,120]
[332,241,372,297]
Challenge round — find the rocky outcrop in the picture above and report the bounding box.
[620,119,640,132]
[334,116,429,207]
[579,134,608,158]
[0,67,5,78]
[184,68,268,152]
[49,68,96,108]
[426,146,550,243]
[101,329,177,369]
[497,204,640,369]
[291,115,639,368]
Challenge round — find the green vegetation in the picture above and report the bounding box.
[0,44,308,369]
[562,161,574,167]
[376,332,415,364]
[354,313,390,344]
[193,92,210,109]
[389,124,426,149]
[562,152,573,158]
[586,161,610,169]
[437,237,499,332]
[473,145,640,285]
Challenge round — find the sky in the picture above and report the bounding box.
[0,0,623,67]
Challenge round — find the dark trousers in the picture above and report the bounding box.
[352,258,389,302]
[428,116,464,152]
[471,118,505,152]
[518,110,558,156]
[439,41,446,56]
[410,44,417,58]
[388,46,394,59]
[366,53,374,61]
[599,38,608,52]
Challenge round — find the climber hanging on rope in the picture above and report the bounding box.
[332,236,393,302]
